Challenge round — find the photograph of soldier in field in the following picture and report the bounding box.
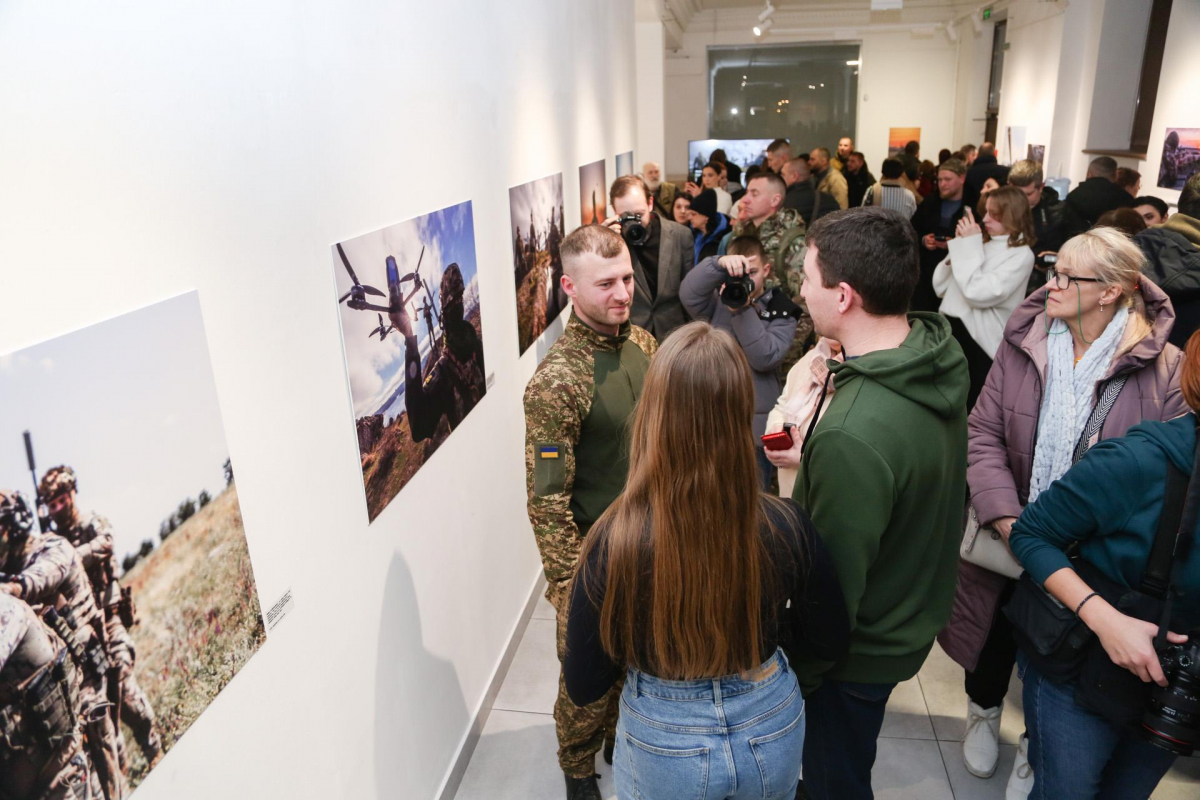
[579,159,608,228]
[510,173,568,355]
[1158,128,1200,191]
[0,291,265,798]
[333,200,487,523]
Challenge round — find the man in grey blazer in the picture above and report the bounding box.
[603,175,696,342]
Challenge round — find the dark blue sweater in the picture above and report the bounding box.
[1010,413,1200,629]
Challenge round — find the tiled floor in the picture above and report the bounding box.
[455,595,1200,799]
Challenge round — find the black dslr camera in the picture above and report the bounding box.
[1143,640,1200,755]
[619,212,649,247]
[720,274,755,309]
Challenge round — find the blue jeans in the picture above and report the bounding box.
[801,678,896,800]
[1017,652,1177,800]
[613,648,805,800]
[756,448,774,491]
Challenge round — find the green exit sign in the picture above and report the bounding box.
[983,7,992,20]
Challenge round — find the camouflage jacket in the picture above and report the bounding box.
[58,512,115,607]
[0,593,33,675]
[523,313,657,605]
[6,533,101,649]
[735,208,814,372]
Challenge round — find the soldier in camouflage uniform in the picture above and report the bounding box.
[731,172,815,373]
[40,467,163,771]
[0,490,122,800]
[390,262,487,443]
[1,590,102,800]
[523,225,657,800]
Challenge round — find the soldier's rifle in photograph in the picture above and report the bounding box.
[22,431,50,533]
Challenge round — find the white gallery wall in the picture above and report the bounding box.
[0,1,636,798]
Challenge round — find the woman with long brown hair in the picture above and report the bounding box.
[933,184,1037,410]
[563,322,849,800]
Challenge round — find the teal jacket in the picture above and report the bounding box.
[1011,413,1200,629]
[790,313,969,689]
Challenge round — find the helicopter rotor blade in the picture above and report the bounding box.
[361,285,386,297]
[336,243,363,287]
[338,290,353,303]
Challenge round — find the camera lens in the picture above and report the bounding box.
[619,213,649,247]
[720,275,753,309]
[1142,643,1200,756]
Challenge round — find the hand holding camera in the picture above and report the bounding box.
[717,255,756,310]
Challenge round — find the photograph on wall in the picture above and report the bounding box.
[579,159,608,227]
[1027,144,1046,165]
[887,127,921,158]
[510,173,568,356]
[687,138,775,182]
[1158,128,1200,191]
[616,151,634,178]
[333,200,486,523]
[0,291,265,796]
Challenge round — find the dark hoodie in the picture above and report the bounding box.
[1011,414,1200,630]
[790,313,970,688]
[1137,214,1200,350]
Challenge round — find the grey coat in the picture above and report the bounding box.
[629,217,696,342]
[937,278,1185,671]
[680,256,800,439]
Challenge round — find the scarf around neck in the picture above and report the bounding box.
[1028,304,1130,503]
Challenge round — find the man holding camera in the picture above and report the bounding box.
[680,236,800,488]
[603,175,696,342]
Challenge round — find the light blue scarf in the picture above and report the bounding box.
[1028,305,1129,502]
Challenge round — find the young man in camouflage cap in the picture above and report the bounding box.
[41,466,164,769]
[523,224,657,800]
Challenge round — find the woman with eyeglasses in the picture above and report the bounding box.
[938,226,1185,795]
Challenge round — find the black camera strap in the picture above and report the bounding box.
[1148,418,1200,649]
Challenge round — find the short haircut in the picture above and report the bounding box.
[560,224,627,271]
[609,175,651,206]
[961,144,977,155]
[727,235,768,264]
[938,148,953,164]
[1115,167,1141,190]
[1179,173,1200,218]
[938,158,968,177]
[806,207,919,316]
[978,142,996,157]
[904,140,920,155]
[1133,196,1170,217]
[1007,159,1044,187]
[812,146,831,160]
[750,171,787,198]
[766,138,791,153]
[850,151,866,161]
[711,148,727,163]
[744,164,764,181]
[1088,156,1118,180]
[881,158,904,179]
[783,158,811,182]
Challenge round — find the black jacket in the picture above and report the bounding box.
[782,181,841,226]
[1031,186,1065,254]
[965,154,1010,196]
[845,168,875,208]
[910,193,969,313]
[1062,177,1135,240]
[1136,215,1200,350]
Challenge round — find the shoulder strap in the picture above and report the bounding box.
[1141,461,1188,597]
[775,223,807,270]
[1072,374,1129,464]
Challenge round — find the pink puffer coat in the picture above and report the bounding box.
[937,277,1186,671]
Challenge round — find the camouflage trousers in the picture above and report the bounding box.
[0,737,102,800]
[550,586,621,779]
[106,617,161,765]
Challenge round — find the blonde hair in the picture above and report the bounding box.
[1057,226,1153,355]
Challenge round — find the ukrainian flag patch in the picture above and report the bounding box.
[539,445,560,459]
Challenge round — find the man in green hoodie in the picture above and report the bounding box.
[790,207,969,799]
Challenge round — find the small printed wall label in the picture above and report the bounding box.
[266,588,294,631]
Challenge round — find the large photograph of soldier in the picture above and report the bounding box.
[510,173,569,355]
[1158,127,1200,191]
[333,200,487,523]
[0,292,265,799]
[578,159,608,228]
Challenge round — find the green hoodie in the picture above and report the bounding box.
[790,313,969,689]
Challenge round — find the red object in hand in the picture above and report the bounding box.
[761,430,794,451]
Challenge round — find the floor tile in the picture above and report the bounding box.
[940,741,1017,799]
[880,677,936,740]
[1154,754,1200,799]
[492,618,559,715]
[871,737,954,800]
[532,595,556,621]
[918,642,1024,744]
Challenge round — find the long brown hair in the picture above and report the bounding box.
[982,185,1037,249]
[573,322,790,679]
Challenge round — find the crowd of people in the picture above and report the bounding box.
[523,135,1200,800]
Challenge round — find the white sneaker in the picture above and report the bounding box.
[962,700,1002,777]
[1006,734,1034,800]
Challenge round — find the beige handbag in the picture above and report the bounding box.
[960,505,1023,579]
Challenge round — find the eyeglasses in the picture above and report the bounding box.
[1046,269,1104,291]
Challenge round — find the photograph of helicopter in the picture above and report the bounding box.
[510,172,568,356]
[332,200,487,523]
